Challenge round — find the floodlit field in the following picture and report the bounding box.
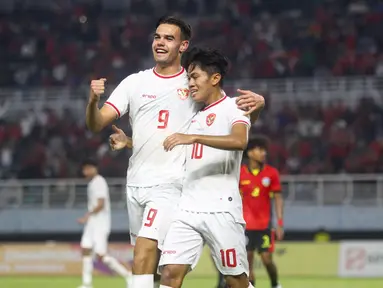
[2,276,383,288]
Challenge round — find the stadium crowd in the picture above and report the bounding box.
[1,0,383,86]
[0,96,382,179]
[1,0,383,179]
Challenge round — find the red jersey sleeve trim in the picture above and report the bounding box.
[105,101,121,118]
[232,120,250,127]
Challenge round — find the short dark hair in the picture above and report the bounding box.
[81,158,98,168]
[247,135,270,151]
[182,47,230,87]
[156,16,192,41]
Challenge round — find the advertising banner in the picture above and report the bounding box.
[0,243,133,276]
[338,241,383,278]
[0,242,343,277]
[192,242,340,278]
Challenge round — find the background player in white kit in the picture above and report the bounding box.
[78,159,131,288]
[86,15,264,288]
[158,48,259,288]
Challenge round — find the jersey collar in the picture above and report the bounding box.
[201,96,227,111]
[153,67,185,79]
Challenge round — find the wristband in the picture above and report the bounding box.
[277,219,284,227]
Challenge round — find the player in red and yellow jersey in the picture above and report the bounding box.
[241,135,284,288]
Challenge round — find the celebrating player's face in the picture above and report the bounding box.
[187,65,221,103]
[248,147,267,163]
[152,24,188,66]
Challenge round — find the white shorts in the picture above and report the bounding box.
[159,209,249,276]
[126,184,182,250]
[80,223,110,255]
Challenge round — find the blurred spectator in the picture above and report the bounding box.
[1,0,383,86]
[0,96,381,179]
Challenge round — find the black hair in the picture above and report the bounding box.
[181,47,230,87]
[247,135,270,151]
[81,158,98,168]
[156,16,192,41]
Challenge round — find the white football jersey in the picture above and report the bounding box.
[179,96,250,221]
[105,68,200,186]
[87,174,111,230]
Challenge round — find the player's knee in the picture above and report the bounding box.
[160,265,183,288]
[260,253,273,266]
[224,273,249,288]
[81,248,92,256]
[133,237,158,273]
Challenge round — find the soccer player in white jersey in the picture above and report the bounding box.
[158,48,257,288]
[78,159,131,288]
[86,15,264,288]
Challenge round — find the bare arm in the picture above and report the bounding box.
[86,100,117,133]
[274,192,284,223]
[77,198,105,224]
[88,198,105,215]
[249,108,262,124]
[86,78,118,132]
[163,123,249,151]
[192,123,249,151]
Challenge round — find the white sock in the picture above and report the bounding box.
[102,255,131,278]
[82,256,93,286]
[159,285,172,288]
[132,274,154,288]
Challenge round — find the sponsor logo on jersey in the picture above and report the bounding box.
[177,88,190,100]
[206,113,216,126]
[262,177,271,187]
[142,94,157,99]
[240,180,251,185]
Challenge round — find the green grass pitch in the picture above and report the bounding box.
[2,276,383,288]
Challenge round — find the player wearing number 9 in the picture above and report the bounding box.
[159,47,260,288]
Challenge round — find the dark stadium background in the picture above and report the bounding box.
[0,0,382,287]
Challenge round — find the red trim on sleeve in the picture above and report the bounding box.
[232,120,250,126]
[105,102,121,118]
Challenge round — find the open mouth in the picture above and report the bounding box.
[155,48,168,54]
[190,89,198,97]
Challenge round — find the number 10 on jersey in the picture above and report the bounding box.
[191,143,203,159]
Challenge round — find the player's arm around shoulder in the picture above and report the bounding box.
[163,101,250,151]
[235,89,265,123]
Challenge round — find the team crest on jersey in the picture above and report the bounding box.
[206,113,216,126]
[177,88,190,100]
[262,177,271,187]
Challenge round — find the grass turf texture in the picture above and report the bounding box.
[2,276,383,288]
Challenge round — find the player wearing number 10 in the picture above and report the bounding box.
[87,15,264,288]
[159,48,257,288]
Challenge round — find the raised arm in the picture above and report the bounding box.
[86,77,131,133]
[86,79,118,132]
